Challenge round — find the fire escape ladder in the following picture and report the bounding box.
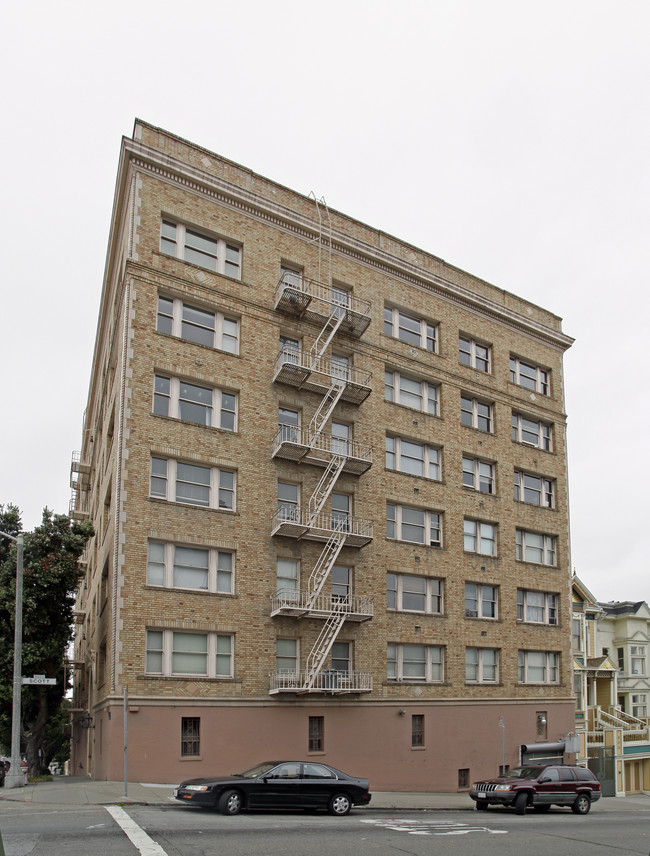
[305,526,347,607]
[307,454,346,519]
[307,380,346,447]
[304,600,347,689]
[308,309,345,368]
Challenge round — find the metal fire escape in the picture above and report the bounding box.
[270,268,374,694]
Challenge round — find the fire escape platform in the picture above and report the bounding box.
[272,428,372,475]
[274,278,371,338]
[270,591,373,622]
[273,353,371,405]
[269,669,373,695]
[271,510,373,548]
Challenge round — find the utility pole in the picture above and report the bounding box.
[0,530,25,789]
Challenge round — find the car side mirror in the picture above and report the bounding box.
[539,777,551,783]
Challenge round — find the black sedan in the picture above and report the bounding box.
[174,760,371,815]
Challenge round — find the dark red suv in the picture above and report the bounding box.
[469,765,601,815]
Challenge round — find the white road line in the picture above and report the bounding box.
[105,805,168,856]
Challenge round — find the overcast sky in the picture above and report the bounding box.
[1,1,648,603]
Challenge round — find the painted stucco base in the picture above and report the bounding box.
[72,699,576,791]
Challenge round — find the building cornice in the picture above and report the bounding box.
[122,137,574,352]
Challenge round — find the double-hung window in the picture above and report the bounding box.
[510,356,549,395]
[276,558,299,598]
[631,646,646,676]
[517,590,558,625]
[632,694,647,719]
[384,306,437,352]
[276,638,298,673]
[466,648,499,683]
[150,457,236,510]
[331,641,351,673]
[465,583,497,618]
[386,503,442,547]
[332,565,351,600]
[146,629,233,677]
[385,370,439,415]
[518,651,559,684]
[387,573,443,614]
[387,643,444,682]
[516,529,557,566]
[461,396,493,432]
[154,375,237,430]
[463,519,497,556]
[459,336,490,372]
[278,482,299,520]
[514,471,555,507]
[147,541,234,593]
[512,412,553,450]
[161,220,241,278]
[462,456,494,493]
[157,296,239,353]
[386,436,441,480]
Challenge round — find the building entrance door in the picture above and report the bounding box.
[588,747,616,797]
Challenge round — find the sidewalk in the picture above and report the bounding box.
[1,777,649,811]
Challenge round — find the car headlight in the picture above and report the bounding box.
[184,785,210,791]
[494,784,512,791]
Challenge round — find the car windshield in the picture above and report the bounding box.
[237,762,281,779]
[504,766,546,779]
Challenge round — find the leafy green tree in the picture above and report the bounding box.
[0,505,93,776]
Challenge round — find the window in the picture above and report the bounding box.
[463,520,497,556]
[157,296,239,353]
[462,456,494,493]
[181,717,200,757]
[465,648,499,683]
[153,375,237,430]
[308,716,324,752]
[331,352,350,382]
[518,651,559,684]
[161,220,241,278]
[572,617,583,651]
[387,643,444,682]
[631,646,646,676]
[386,503,442,547]
[276,638,298,672]
[618,647,625,671]
[278,482,299,518]
[386,436,441,480]
[465,583,497,618]
[510,356,549,395]
[276,558,298,597]
[459,336,490,372]
[332,565,350,599]
[146,630,233,677]
[458,769,470,788]
[632,694,647,719]
[461,395,493,432]
[280,264,302,289]
[387,573,443,614]
[332,493,351,531]
[517,590,558,625]
[332,284,351,318]
[276,639,298,678]
[516,529,557,566]
[331,641,351,673]
[147,541,234,593]
[514,471,555,508]
[150,457,236,510]
[278,406,300,443]
[412,714,425,748]
[331,422,351,456]
[512,412,553,450]
[385,370,439,415]
[384,306,437,352]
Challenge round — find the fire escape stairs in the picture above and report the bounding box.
[303,598,348,690]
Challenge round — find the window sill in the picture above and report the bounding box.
[144,584,237,598]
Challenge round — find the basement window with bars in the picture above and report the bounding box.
[181,717,200,757]
[309,716,324,752]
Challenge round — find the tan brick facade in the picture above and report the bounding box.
[70,120,575,790]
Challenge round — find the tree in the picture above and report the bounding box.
[0,505,93,776]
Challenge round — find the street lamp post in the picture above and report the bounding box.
[0,530,25,789]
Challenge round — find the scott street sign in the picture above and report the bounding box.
[22,675,57,685]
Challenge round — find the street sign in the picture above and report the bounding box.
[21,675,56,686]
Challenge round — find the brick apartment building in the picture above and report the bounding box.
[69,120,576,790]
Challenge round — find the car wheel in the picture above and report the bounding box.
[218,789,243,815]
[514,792,528,815]
[571,794,591,815]
[533,804,551,813]
[475,800,489,811]
[328,793,352,816]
